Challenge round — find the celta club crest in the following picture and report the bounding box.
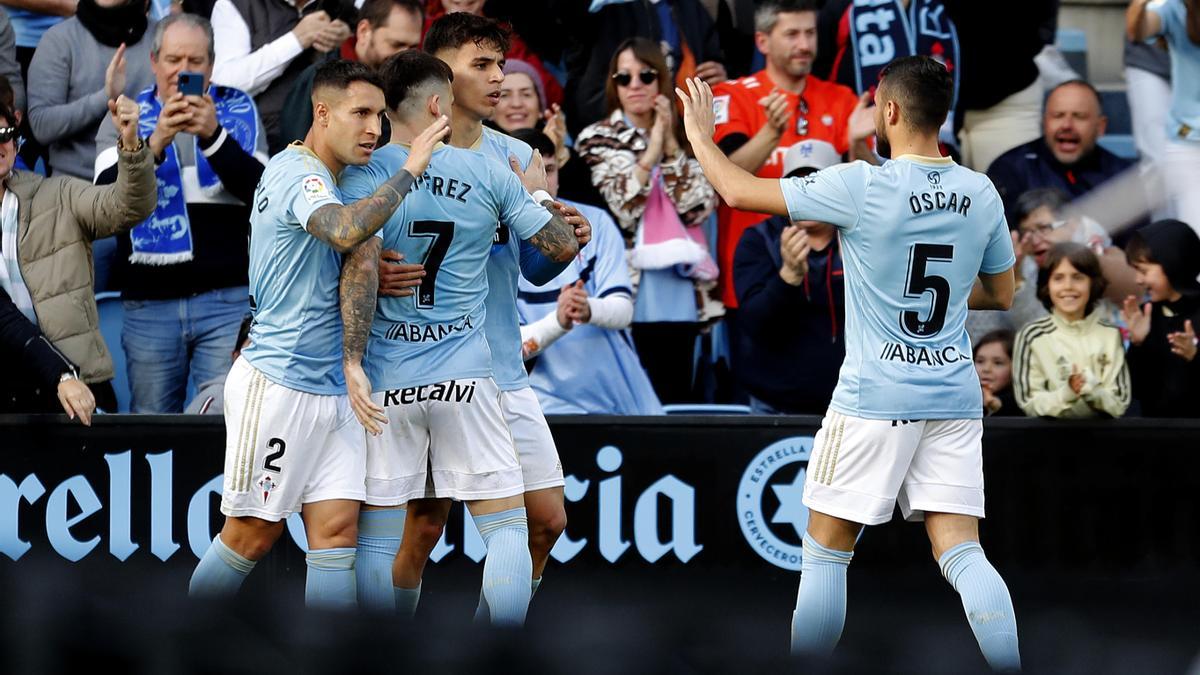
[257,474,278,504]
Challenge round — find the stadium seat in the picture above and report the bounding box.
[1099,88,1133,136]
[1097,134,1139,161]
[95,291,131,413]
[1055,28,1088,80]
[662,403,752,415]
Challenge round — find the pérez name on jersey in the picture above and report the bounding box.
[908,170,971,217]
[409,169,474,204]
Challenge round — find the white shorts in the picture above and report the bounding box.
[220,358,366,521]
[801,410,985,526]
[500,386,565,492]
[365,377,526,505]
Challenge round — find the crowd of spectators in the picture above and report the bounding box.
[0,0,1196,422]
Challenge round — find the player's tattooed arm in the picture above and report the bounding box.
[340,237,383,365]
[308,172,416,253]
[528,205,580,263]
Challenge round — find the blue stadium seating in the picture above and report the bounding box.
[1098,134,1139,160]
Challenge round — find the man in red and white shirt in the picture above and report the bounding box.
[712,0,875,310]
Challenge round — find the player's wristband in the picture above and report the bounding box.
[383,170,416,201]
[531,189,553,205]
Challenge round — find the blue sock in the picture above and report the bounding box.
[472,575,541,623]
[473,507,532,627]
[305,547,357,611]
[189,534,255,599]
[355,509,405,613]
[394,582,421,618]
[939,542,1021,672]
[790,533,853,657]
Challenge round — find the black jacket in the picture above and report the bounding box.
[1126,220,1200,418]
[0,286,77,412]
[987,138,1133,222]
[733,217,845,413]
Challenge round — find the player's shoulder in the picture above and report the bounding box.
[480,126,533,165]
[268,143,331,179]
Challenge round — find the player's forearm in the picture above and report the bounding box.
[969,271,1015,310]
[692,136,787,215]
[527,206,580,263]
[727,128,778,173]
[340,238,382,365]
[309,171,415,253]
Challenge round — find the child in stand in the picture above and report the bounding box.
[1121,219,1200,417]
[1014,242,1131,418]
[974,330,1019,416]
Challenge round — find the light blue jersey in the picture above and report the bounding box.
[241,144,346,395]
[1148,0,1200,142]
[518,200,663,415]
[780,155,1015,419]
[340,142,552,391]
[475,127,544,391]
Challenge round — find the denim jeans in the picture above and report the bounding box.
[122,286,249,413]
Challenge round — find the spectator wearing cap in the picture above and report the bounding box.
[986,80,1133,222]
[731,141,845,415]
[277,0,424,146]
[93,13,268,413]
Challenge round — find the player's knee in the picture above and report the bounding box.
[531,505,567,543]
[406,517,447,553]
[308,513,359,549]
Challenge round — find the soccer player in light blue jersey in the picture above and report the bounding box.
[679,57,1022,670]
[338,50,579,625]
[367,14,591,624]
[187,60,449,610]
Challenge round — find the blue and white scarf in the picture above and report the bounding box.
[848,0,960,139]
[130,84,259,265]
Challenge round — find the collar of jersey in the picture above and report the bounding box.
[894,153,955,166]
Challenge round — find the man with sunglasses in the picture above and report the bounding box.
[710,0,875,317]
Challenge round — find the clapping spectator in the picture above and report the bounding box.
[974,330,1019,417]
[0,96,156,415]
[731,142,843,415]
[577,37,720,404]
[27,0,155,179]
[94,13,267,413]
[988,81,1133,223]
[212,0,353,153]
[1128,0,1200,237]
[1121,219,1200,417]
[1013,242,1130,419]
[514,129,661,415]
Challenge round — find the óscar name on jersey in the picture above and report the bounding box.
[382,380,478,406]
[909,190,971,217]
[384,316,474,342]
[879,341,970,366]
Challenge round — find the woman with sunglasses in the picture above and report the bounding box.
[577,37,720,404]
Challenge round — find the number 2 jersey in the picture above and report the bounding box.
[779,154,1015,419]
[340,143,552,391]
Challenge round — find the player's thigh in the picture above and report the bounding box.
[500,387,564,492]
[524,486,566,534]
[220,359,354,523]
[301,498,362,549]
[924,512,980,560]
[364,390,432,508]
[399,498,453,553]
[898,419,985,523]
[219,515,287,561]
[802,411,924,526]
[426,378,525,502]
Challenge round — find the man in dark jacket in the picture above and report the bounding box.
[732,141,844,414]
[0,286,96,422]
[987,80,1133,222]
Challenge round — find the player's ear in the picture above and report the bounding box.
[429,93,442,119]
[313,100,329,128]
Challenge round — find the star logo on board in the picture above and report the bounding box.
[736,437,814,571]
[770,468,809,539]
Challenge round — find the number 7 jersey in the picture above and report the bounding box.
[340,143,552,391]
[779,154,1015,419]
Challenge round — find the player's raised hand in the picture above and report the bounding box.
[345,362,388,436]
[378,249,425,298]
[401,114,450,178]
[675,77,716,146]
[550,201,591,248]
[778,225,810,286]
[1167,319,1197,361]
[1121,295,1152,345]
[510,150,550,195]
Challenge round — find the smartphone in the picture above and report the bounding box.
[178,71,205,97]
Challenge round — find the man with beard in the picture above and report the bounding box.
[677,56,1021,669]
[710,0,874,317]
[987,80,1133,223]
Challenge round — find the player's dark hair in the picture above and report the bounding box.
[973,329,1014,359]
[312,59,384,97]
[878,55,953,135]
[510,128,554,159]
[1047,79,1104,113]
[379,50,453,113]
[1013,187,1068,231]
[358,0,423,29]
[754,0,818,34]
[1037,242,1107,315]
[423,12,510,57]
